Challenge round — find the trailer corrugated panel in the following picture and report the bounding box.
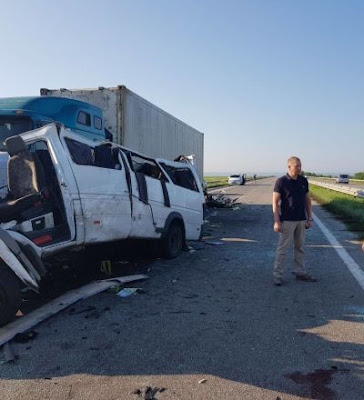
[40,86,204,178]
[121,86,204,178]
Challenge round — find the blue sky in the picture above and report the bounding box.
[1,0,363,174]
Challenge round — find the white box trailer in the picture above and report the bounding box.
[40,86,204,178]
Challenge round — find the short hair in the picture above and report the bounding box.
[287,156,301,166]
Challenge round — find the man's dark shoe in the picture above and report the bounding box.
[296,273,317,282]
[273,276,283,286]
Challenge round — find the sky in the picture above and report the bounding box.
[1,0,363,175]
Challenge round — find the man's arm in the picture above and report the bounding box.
[272,191,282,232]
[305,192,313,228]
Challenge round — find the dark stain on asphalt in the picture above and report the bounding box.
[285,369,338,399]
[69,305,97,315]
[13,330,39,343]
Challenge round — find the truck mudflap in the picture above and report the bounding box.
[0,238,40,291]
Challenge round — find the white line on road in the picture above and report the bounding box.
[314,212,364,291]
[236,187,260,203]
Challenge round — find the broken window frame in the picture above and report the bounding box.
[125,151,168,181]
[159,163,199,192]
[64,138,123,171]
[64,138,94,166]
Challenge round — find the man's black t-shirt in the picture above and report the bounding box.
[274,174,308,221]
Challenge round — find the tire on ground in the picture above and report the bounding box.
[0,265,22,327]
[162,221,185,259]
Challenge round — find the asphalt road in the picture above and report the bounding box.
[1,177,363,400]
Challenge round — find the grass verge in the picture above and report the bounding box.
[204,176,228,188]
[310,184,364,239]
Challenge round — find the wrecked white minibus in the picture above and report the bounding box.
[0,123,204,326]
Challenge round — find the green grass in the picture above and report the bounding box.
[204,176,229,188]
[310,184,364,238]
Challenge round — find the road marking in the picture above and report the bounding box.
[237,188,259,203]
[314,213,364,290]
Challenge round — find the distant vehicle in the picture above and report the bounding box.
[336,174,349,184]
[228,174,245,185]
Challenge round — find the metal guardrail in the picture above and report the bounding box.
[308,178,364,199]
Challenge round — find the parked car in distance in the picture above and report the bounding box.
[336,174,349,184]
[228,174,245,185]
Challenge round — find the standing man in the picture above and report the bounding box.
[272,156,316,286]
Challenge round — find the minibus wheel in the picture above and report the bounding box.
[162,222,184,259]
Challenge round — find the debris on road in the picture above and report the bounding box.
[187,242,206,251]
[108,284,123,293]
[100,260,113,276]
[133,386,166,400]
[204,240,224,246]
[0,274,148,347]
[116,287,140,298]
[205,192,238,208]
[198,378,207,384]
[13,330,38,343]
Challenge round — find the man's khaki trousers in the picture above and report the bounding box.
[273,220,307,278]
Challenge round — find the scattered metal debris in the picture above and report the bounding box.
[204,240,224,246]
[205,192,238,208]
[116,288,140,298]
[133,386,166,400]
[0,274,148,347]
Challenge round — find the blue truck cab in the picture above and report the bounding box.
[0,96,106,150]
[0,96,107,197]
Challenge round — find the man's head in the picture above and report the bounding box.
[287,156,301,178]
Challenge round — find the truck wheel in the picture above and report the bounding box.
[162,222,184,259]
[0,266,22,327]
